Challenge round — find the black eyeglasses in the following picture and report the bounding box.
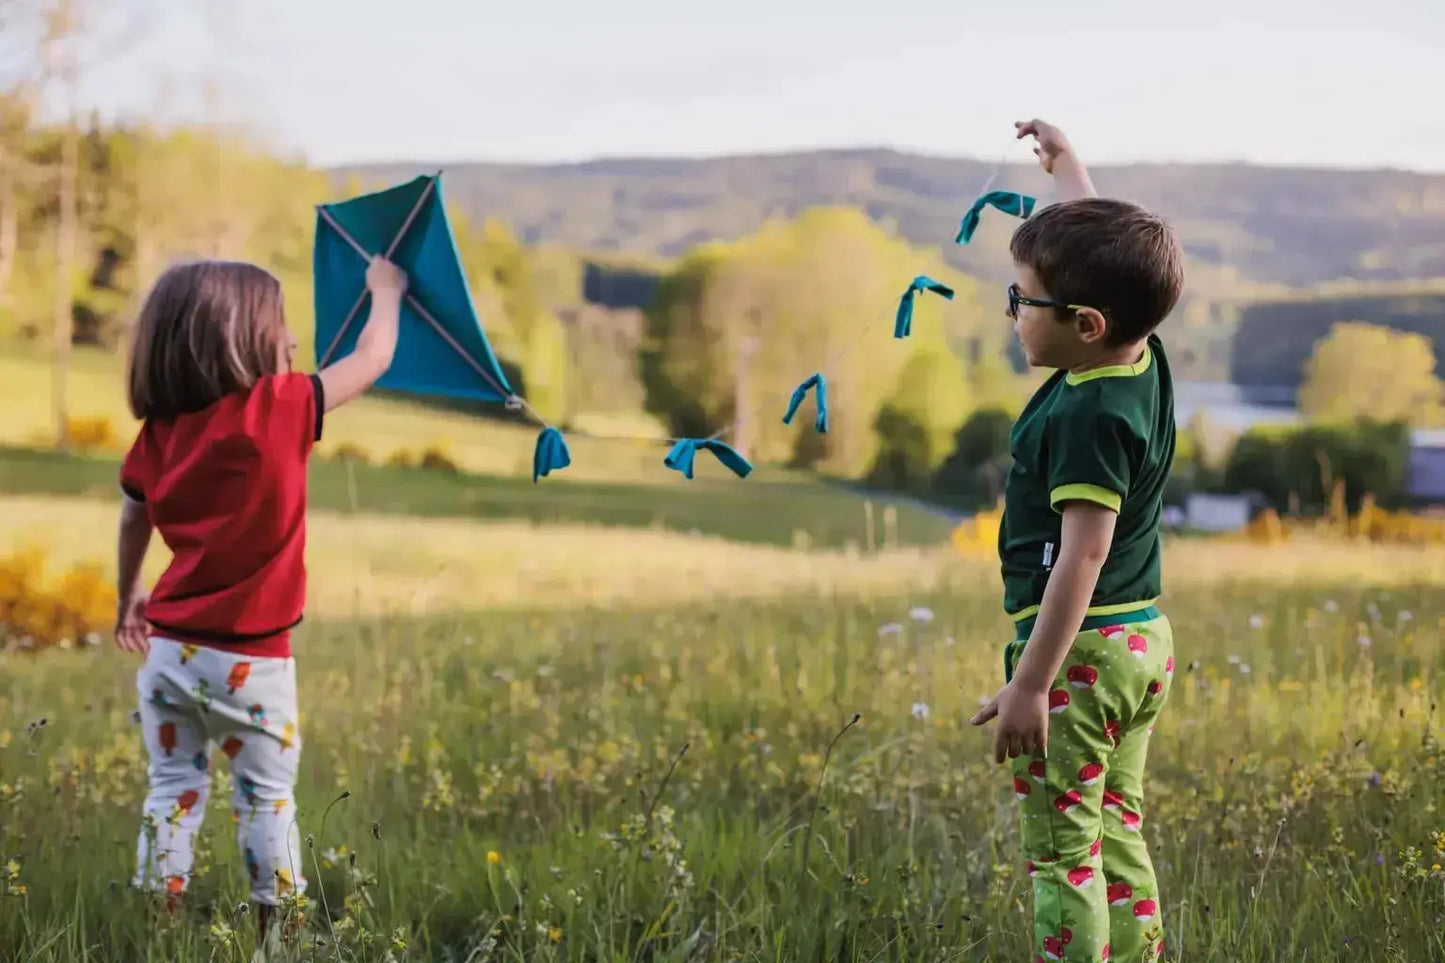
[1006,283,1092,319]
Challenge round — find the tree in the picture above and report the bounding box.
[1298,320,1445,426]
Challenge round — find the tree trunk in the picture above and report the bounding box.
[53,123,76,452]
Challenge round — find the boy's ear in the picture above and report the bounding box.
[1074,307,1109,344]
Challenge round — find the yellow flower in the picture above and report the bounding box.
[549,927,562,943]
[487,850,501,865]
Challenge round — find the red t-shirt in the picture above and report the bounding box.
[120,373,324,658]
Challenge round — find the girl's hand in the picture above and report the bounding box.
[115,591,150,655]
[1015,119,1076,175]
[971,679,1050,763]
[365,257,408,300]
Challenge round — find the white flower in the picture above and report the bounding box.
[878,622,903,637]
[1227,654,1241,665]
[908,607,935,623]
[1399,610,1414,622]
[1248,614,1264,630]
[911,702,931,721]
[1239,664,1252,674]
[1357,635,1373,648]
[1324,599,1339,613]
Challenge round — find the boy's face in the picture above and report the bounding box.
[1009,263,1086,369]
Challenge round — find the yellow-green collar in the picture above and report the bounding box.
[1065,345,1152,385]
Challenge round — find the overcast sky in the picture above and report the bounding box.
[62,0,1445,171]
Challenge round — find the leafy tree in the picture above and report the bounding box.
[1298,320,1445,426]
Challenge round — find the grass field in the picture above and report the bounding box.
[3,485,1445,960]
[3,351,1445,962]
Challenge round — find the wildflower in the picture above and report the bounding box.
[1248,614,1263,629]
[911,702,931,722]
[1358,635,1372,648]
[908,607,934,623]
[1239,664,1252,675]
[1324,599,1339,612]
[487,850,501,865]
[1227,654,1241,665]
[878,622,903,637]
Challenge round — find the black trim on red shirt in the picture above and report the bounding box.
[309,373,325,442]
[121,483,145,503]
[147,614,303,644]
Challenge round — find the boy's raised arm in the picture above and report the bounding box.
[1016,119,1098,202]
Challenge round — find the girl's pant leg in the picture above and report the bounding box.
[134,651,211,897]
[215,655,307,906]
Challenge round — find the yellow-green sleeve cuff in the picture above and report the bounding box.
[1050,483,1122,512]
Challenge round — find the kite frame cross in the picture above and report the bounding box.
[314,187,519,408]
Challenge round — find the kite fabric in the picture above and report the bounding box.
[782,373,829,433]
[664,439,754,480]
[894,275,956,339]
[532,427,572,483]
[313,173,514,404]
[953,190,1037,245]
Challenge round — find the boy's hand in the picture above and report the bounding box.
[365,257,408,300]
[971,679,1050,763]
[1016,119,1075,175]
[115,591,149,655]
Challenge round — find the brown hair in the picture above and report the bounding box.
[1010,197,1185,345]
[127,261,286,420]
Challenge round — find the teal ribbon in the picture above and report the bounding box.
[782,373,828,433]
[532,426,571,482]
[954,190,1036,245]
[894,275,955,339]
[664,438,754,480]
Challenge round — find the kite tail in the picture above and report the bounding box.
[954,190,1037,245]
[894,275,956,339]
[782,373,829,433]
[664,438,754,480]
[532,426,572,483]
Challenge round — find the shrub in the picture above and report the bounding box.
[0,548,115,653]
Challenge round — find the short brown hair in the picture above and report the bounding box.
[127,261,286,420]
[1010,197,1184,345]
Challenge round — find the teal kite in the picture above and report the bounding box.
[664,439,754,480]
[312,173,570,483]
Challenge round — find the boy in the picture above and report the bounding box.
[971,119,1184,963]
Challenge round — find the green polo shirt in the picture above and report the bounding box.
[998,334,1175,640]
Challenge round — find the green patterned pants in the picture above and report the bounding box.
[1004,615,1174,962]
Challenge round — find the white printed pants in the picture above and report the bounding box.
[134,638,307,905]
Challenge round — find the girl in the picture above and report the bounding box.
[113,256,406,949]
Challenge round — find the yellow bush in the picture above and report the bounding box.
[66,415,119,453]
[951,500,1002,557]
[385,448,416,469]
[329,442,372,465]
[0,548,115,653]
[418,443,460,474]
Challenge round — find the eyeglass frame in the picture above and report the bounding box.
[1006,282,1098,320]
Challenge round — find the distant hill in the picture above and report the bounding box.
[334,149,1445,292]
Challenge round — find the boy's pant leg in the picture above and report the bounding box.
[1101,725,1165,962]
[1005,616,1174,963]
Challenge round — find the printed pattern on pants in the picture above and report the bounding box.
[1004,615,1174,963]
[134,637,306,905]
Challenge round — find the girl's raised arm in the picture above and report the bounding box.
[316,257,408,412]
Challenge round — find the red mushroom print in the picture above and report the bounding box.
[1104,719,1121,747]
[1042,936,1066,960]
[1102,789,1125,812]
[1089,837,1103,857]
[1165,655,1174,676]
[1059,927,1073,945]
[1014,777,1032,800]
[1121,810,1142,832]
[175,789,200,815]
[221,736,244,759]
[1049,689,1071,714]
[1053,790,1083,813]
[1107,881,1132,906]
[1078,762,1105,786]
[1067,664,1098,689]
[158,722,177,757]
[1127,634,1148,658]
[1067,865,1095,888]
[1029,759,1047,783]
[1098,625,1126,639]
[1147,679,1163,696]
[1133,898,1158,922]
[1101,943,1110,961]
[1027,859,1040,877]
